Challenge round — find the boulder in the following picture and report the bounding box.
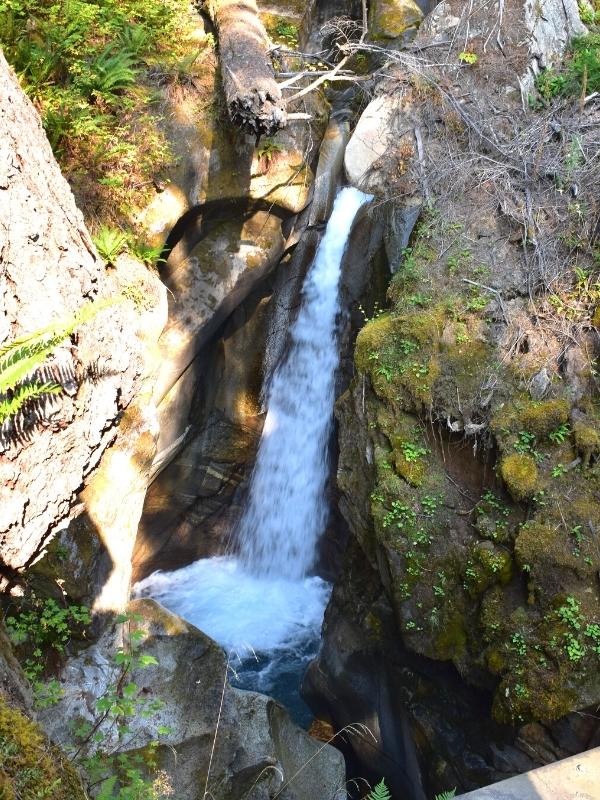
[369,0,424,40]
[39,599,346,800]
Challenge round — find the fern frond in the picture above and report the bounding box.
[92,226,129,264]
[434,790,457,800]
[0,383,62,425]
[0,298,115,394]
[367,779,392,800]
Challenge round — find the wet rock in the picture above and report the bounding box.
[369,0,424,40]
[154,211,285,406]
[344,94,411,194]
[40,599,346,800]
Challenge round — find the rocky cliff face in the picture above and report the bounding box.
[307,0,600,795]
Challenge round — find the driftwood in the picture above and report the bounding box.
[203,0,287,137]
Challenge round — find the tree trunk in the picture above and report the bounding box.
[0,50,166,586]
[203,0,287,137]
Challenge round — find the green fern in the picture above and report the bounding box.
[82,45,139,98]
[434,790,457,800]
[0,383,62,425]
[128,239,165,267]
[0,299,114,425]
[368,779,392,800]
[92,226,129,264]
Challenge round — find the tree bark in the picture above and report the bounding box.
[0,50,165,582]
[203,0,287,137]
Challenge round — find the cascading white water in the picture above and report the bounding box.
[237,186,370,579]
[135,187,370,719]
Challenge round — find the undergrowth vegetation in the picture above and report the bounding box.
[0,0,202,225]
[5,598,171,799]
[534,32,600,103]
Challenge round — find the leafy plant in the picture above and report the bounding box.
[458,51,478,64]
[534,33,600,101]
[0,0,195,222]
[128,240,165,267]
[401,441,429,462]
[0,299,113,425]
[274,20,298,47]
[435,790,457,800]
[6,597,91,698]
[71,612,170,799]
[81,45,139,99]
[367,778,391,800]
[93,226,129,264]
[257,138,284,167]
[548,423,571,444]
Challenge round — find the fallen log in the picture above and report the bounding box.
[202,0,288,137]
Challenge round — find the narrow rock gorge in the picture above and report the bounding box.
[0,0,599,798]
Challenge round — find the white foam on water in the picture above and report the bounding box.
[134,188,370,693]
[134,556,331,655]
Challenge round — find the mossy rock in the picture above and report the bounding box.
[464,543,512,597]
[434,612,467,660]
[500,454,538,501]
[515,517,597,604]
[492,397,570,441]
[520,399,570,438]
[573,419,600,464]
[355,307,445,410]
[369,0,423,39]
[492,670,578,725]
[480,586,509,643]
[0,697,87,800]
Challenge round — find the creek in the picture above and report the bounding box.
[135,187,370,725]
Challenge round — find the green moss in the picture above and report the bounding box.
[492,673,577,725]
[573,419,600,465]
[492,397,571,441]
[487,649,507,674]
[515,522,563,572]
[520,399,570,437]
[355,307,446,410]
[500,454,538,501]
[355,313,396,374]
[369,0,423,39]
[434,334,494,419]
[480,586,508,642]
[0,697,87,800]
[434,612,467,660]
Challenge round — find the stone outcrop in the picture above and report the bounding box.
[310,0,600,795]
[40,599,346,800]
[369,0,424,40]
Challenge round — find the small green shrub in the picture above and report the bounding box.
[257,138,284,167]
[534,33,600,101]
[0,0,196,223]
[274,20,298,47]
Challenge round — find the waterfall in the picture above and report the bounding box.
[238,186,370,579]
[135,187,369,719]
